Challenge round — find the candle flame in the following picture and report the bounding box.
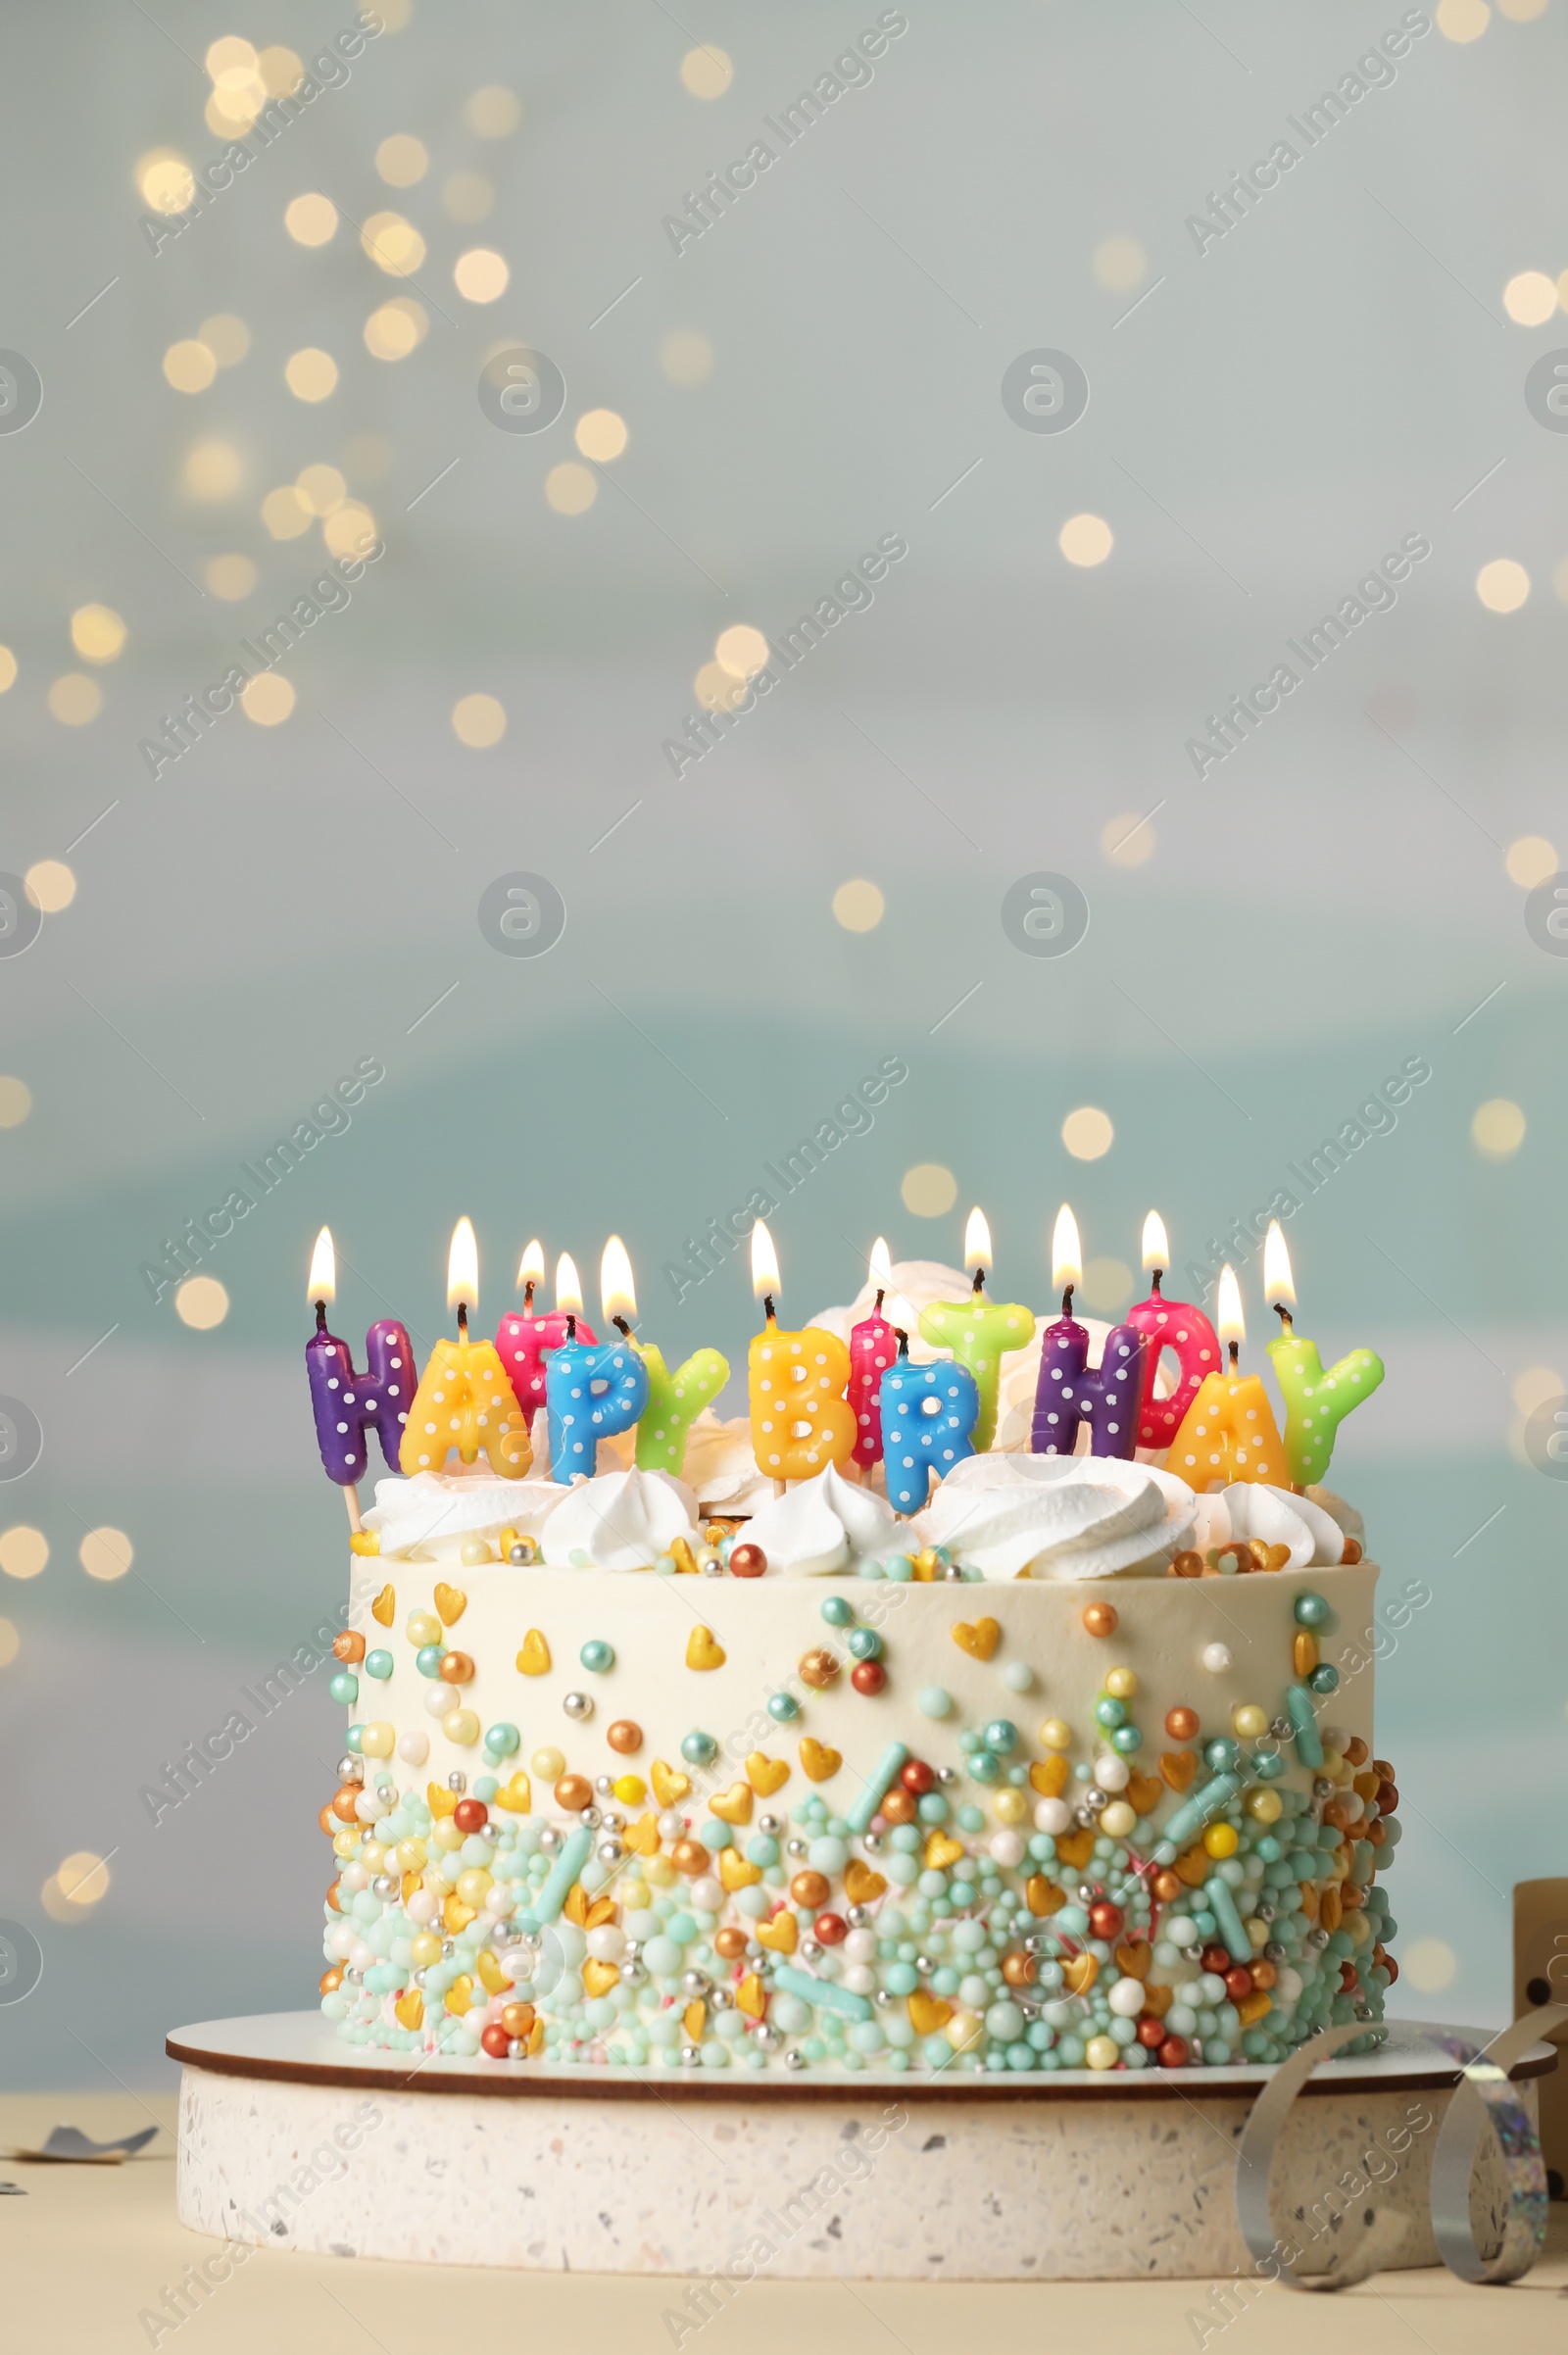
[601,1234,637,1325]
[1142,1210,1169,1274]
[1052,1203,1082,1294]
[884,1290,918,1335]
[1263,1219,1295,1309]
[963,1206,992,1278]
[446,1217,478,1313]
[1216,1263,1245,1344]
[307,1225,335,1304]
[868,1236,892,1290]
[555,1251,583,1315]
[516,1237,545,1290]
[751,1218,780,1301]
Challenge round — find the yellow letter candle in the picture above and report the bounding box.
[917,1206,1035,1453]
[1164,1264,1288,1490]
[400,1217,532,1477]
[1261,1223,1385,1487]
[747,1219,856,1481]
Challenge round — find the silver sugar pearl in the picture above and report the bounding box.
[680,1969,711,1998]
[1354,2002,1373,2022]
[508,1542,530,1565]
[1312,1777,1334,1800]
[1270,1717,1292,1742]
[337,1755,365,1783]
[1256,1900,1276,1923]
[1022,1936,1051,1957]
[496,1923,523,1947]
[786,1838,808,1858]
[783,2047,807,2072]
[1181,1943,1203,1962]
[1306,1927,1330,1950]
[680,2043,704,2067]
[941,1562,965,1581]
[846,1904,869,1929]
[758,1814,781,1837]
[441,1938,456,1958]
[597,1839,624,1865]
[594,1775,616,1798]
[1076,1882,1099,1904]
[1084,1789,1106,1813]
[601,1810,624,1835]
[372,1873,399,1899]
[1073,1803,1099,1829]
[860,1832,884,1855]
[710,1987,733,2012]
[508,2036,525,2059]
[564,1691,594,1721]
[342,1967,363,1985]
[915,1954,935,1975]
[702,1557,724,1577]
[936,1766,958,1787]
[800,1939,823,1965]
[619,1959,648,1987]
[447,1771,466,1793]
[411,1968,426,1988]
[538,1828,562,1854]
[754,2023,782,2050]
[1264,1941,1288,1965]
[874,1988,898,2009]
[579,1805,603,1830]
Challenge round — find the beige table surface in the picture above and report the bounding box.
[4,2088,1565,2354]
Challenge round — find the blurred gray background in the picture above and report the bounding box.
[0,0,1564,2087]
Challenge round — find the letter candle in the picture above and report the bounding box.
[1262,1223,1385,1488]
[747,1219,856,1492]
[1163,1264,1289,1489]
[917,1208,1036,1453]
[848,1236,898,1476]
[400,1218,533,1477]
[879,1326,980,1514]
[544,1240,651,1482]
[1030,1204,1148,1458]
[303,1225,415,1533]
[596,1235,730,1480]
[1125,1210,1222,1449]
[494,1240,598,1449]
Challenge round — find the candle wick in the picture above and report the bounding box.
[1151,1268,1163,1296]
[762,1294,776,1325]
[1228,1339,1239,1369]
[522,1283,534,1311]
[894,1329,909,1357]
[457,1301,468,1339]
[612,1315,631,1338]
[565,1313,577,1342]
[971,1268,985,1296]
[314,1300,327,1334]
[1273,1302,1294,1335]
[873,1289,884,1313]
[1061,1285,1074,1317]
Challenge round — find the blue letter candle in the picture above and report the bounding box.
[879,1348,980,1515]
[545,1321,650,1483]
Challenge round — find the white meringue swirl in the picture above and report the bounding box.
[910,1452,1197,1581]
[741,1463,898,1574]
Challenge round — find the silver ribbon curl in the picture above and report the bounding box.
[1233,2005,1567,2291]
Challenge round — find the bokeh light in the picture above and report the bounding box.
[198,313,250,368]
[1093,235,1147,289]
[1503,270,1557,324]
[832,880,885,933]
[452,693,507,748]
[205,554,256,601]
[466,85,521,136]
[137,150,195,214]
[1476,558,1529,612]
[695,662,748,714]
[1436,0,1490,34]
[71,606,126,663]
[661,330,714,386]
[164,339,217,393]
[262,484,313,540]
[240,674,296,726]
[258,44,304,95]
[444,171,494,222]
[0,647,15,692]
[454,247,510,302]
[714,624,769,677]
[574,408,628,461]
[323,503,377,561]
[681,46,734,97]
[1505,835,1557,887]
[365,297,428,360]
[1472,1098,1526,1157]
[1498,0,1547,16]
[285,192,338,247]
[1060,514,1113,566]
[1513,1366,1563,1414]
[1082,1257,1134,1310]
[24,860,74,912]
[1062,1106,1114,1160]
[1102,811,1155,866]
[362,212,426,275]
[545,463,597,515]
[901,1163,958,1217]
[175,1275,230,1329]
[0,1077,31,1127]
[1402,1938,1457,1988]
[296,464,347,516]
[0,1527,47,1578]
[376,133,429,186]
[0,1620,18,1669]
[52,1849,111,1905]
[47,674,101,726]
[78,1528,132,1582]
[285,348,339,402]
[184,440,244,500]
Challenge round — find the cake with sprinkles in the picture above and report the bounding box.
[310,1222,1401,2080]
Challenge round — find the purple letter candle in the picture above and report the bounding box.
[307,1313,415,1485]
[1031,1309,1148,1459]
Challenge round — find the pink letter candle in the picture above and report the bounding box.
[848,1237,898,1470]
[1126,1212,1222,1449]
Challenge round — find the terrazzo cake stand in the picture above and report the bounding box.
[169,2013,1554,2281]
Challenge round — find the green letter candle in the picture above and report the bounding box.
[917,1206,1035,1454]
[1262,1222,1384,1486]
[635,1342,730,1477]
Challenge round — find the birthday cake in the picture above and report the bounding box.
[311,1222,1402,2082]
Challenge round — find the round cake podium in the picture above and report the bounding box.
[168,2011,1552,2281]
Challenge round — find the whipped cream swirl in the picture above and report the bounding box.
[741,1463,897,1574]
[1191,1482,1346,1569]
[911,1452,1197,1581]
[364,1469,564,1560]
[539,1467,702,1570]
